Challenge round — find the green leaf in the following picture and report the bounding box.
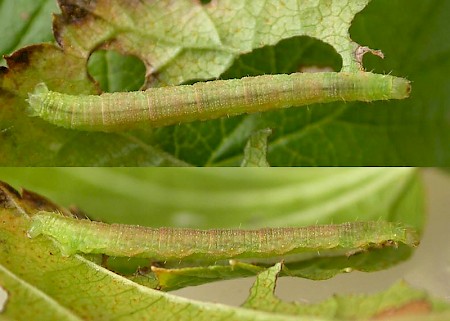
[0,170,444,320]
[0,168,425,290]
[140,243,417,291]
[0,208,300,321]
[1,0,448,165]
[241,128,272,167]
[242,263,450,320]
[0,206,445,321]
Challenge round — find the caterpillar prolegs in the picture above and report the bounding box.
[27,72,411,132]
[27,212,419,262]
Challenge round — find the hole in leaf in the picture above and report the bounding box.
[348,0,412,76]
[221,36,342,79]
[87,50,146,93]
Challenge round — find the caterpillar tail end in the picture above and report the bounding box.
[391,77,411,100]
[26,83,49,117]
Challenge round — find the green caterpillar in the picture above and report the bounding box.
[27,72,411,132]
[27,212,419,262]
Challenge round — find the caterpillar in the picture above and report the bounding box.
[27,212,419,262]
[27,72,411,132]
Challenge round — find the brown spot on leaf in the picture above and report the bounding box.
[0,66,8,76]
[0,181,22,209]
[5,47,30,66]
[21,188,71,216]
[371,300,432,320]
[57,0,94,24]
[3,45,49,73]
[53,1,99,48]
[0,180,76,217]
